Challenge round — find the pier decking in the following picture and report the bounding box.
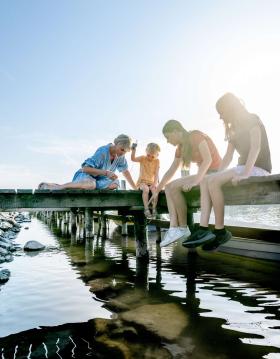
[0,174,279,210]
[0,174,280,259]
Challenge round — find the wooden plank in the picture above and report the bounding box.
[0,175,279,210]
[0,191,144,210]
[0,189,16,194]
[17,189,34,194]
[218,238,280,261]
[184,176,280,207]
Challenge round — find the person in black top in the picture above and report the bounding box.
[183,92,272,250]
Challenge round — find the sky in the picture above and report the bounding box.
[0,0,279,189]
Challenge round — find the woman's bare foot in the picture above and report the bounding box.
[38,182,61,190]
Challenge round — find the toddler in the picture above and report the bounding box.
[131,142,160,218]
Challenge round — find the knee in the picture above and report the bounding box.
[83,182,96,190]
[165,182,180,197]
[141,185,149,194]
[165,182,173,194]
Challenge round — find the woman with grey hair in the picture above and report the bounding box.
[38,134,137,190]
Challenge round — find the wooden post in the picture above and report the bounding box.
[118,210,128,236]
[101,211,107,239]
[156,224,161,243]
[70,208,77,233]
[134,211,149,259]
[64,211,69,224]
[155,244,162,289]
[93,214,99,235]
[135,255,149,290]
[85,208,93,238]
[121,220,128,236]
[57,212,63,231]
[185,251,198,310]
[51,211,56,222]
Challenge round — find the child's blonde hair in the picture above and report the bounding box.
[146,143,160,154]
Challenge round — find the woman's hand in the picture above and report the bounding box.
[182,179,199,192]
[105,170,118,180]
[150,184,157,191]
[231,174,249,186]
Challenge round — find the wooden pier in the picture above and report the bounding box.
[0,174,279,259]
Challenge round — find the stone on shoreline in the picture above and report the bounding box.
[0,212,30,264]
[0,247,9,256]
[0,269,10,283]
[0,221,13,231]
[24,240,45,251]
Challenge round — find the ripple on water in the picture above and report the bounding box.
[0,218,110,338]
[1,217,280,359]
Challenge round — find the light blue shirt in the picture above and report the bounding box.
[72,144,128,188]
[81,143,128,174]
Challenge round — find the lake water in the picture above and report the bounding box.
[196,204,280,229]
[0,211,280,359]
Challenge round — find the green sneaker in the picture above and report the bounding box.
[202,229,232,251]
[182,229,216,248]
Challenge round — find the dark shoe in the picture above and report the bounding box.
[182,229,216,248]
[202,229,232,251]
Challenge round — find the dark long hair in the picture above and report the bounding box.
[162,119,192,168]
[216,93,248,141]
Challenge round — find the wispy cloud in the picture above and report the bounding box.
[0,135,111,188]
[27,135,108,167]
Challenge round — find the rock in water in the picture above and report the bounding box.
[24,241,46,251]
[120,303,189,341]
[0,269,10,283]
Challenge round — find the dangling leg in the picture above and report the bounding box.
[139,184,152,218]
[207,169,236,228]
[150,186,158,217]
[160,177,195,247]
[201,169,235,250]
[182,175,216,247]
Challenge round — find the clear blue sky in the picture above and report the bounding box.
[1,0,279,188]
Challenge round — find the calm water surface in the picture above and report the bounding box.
[0,215,280,358]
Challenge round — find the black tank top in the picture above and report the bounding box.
[229,114,272,173]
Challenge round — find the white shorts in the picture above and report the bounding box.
[233,165,270,177]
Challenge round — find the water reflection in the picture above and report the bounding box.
[1,215,280,358]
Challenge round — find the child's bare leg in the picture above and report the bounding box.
[207,169,236,229]
[139,184,150,209]
[150,187,158,209]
